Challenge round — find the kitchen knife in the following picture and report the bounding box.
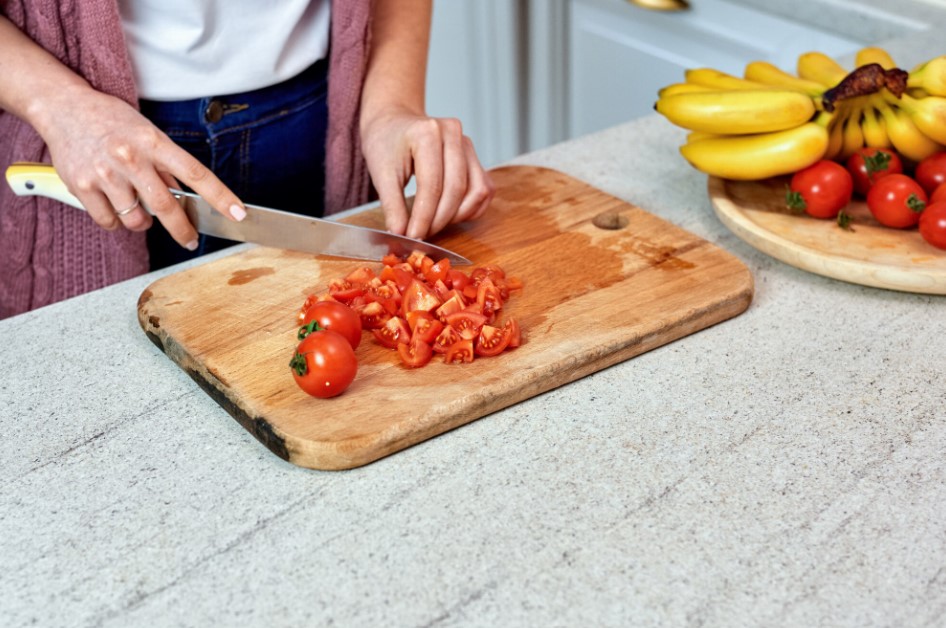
[5,162,471,265]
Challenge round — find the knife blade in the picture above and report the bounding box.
[5,162,471,265]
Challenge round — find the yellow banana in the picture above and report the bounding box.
[874,96,944,162]
[855,46,896,70]
[655,88,817,134]
[824,106,847,160]
[679,114,831,180]
[686,130,719,142]
[839,101,865,160]
[886,90,946,145]
[861,103,891,148]
[743,60,825,97]
[797,52,847,87]
[658,82,714,98]
[908,56,946,97]
[684,68,766,90]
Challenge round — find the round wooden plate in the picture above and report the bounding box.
[708,176,946,295]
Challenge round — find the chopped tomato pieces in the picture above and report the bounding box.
[296,250,524,371]
[398,337,433,368]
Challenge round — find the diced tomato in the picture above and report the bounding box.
[356,301,390,329]
[432,278,451,300]
[474,324,510,357]
[398,337,433,368]
[406,250,429,272]
[329,286,364,304]
[444,338,475,364]
[372,316,411,349]
[435,293,466,322]
[503,317,521,348]
[476,277,503,318]
[382,253,402,266]
[345,266,377,285]
[447,269,470,291]
[445,311,488,340]
[424,258,451,284]
[461,283,479,302]
[407,311,444,344]
[432,325,460,354]
[401,279,443,316]
[471,265,505,286]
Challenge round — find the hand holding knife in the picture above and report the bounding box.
[5,162,470,265]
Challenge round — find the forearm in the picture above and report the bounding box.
[0,15,94,138]
[359,0,432,129]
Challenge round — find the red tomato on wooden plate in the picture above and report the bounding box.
[786,160,853,219]
[866,174,928,229]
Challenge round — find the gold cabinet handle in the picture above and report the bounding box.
[628,0,690,11]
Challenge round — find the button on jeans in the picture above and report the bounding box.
[138,60,328,271]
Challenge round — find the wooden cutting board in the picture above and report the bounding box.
[710,176,946,294]
[138,166,753,470]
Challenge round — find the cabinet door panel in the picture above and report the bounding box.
[569,0,866,137]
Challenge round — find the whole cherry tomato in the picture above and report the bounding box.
[290,330,358,398]
[919,202,946,250]
[300,300,363,349]
[845,147,903,196]
[786,160,853,219]
[915,152,946,196]
[866,174,928,228]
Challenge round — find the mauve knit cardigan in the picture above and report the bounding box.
[0,0,373,319]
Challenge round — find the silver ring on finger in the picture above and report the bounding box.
[115,197,140,216]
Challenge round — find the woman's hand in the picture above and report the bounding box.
[39,85,246,250]
[0,15,244,251]
[361,106,493,240]
[359,0,493,241]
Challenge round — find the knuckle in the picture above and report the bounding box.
[440,117,463,139]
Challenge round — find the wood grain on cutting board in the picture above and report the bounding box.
[138,166,753,470]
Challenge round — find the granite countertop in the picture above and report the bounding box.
[3,7,946,628]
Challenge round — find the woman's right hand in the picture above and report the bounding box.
[38,85,246,250]
[0,15,244,250]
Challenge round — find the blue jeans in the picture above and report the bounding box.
[139,59,328,271]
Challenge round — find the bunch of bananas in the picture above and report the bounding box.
[654,48,946,180]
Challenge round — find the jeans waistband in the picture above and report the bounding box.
[138,57,328,137]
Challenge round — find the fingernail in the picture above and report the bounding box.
[230,204,246,221]
[185,239,199,251]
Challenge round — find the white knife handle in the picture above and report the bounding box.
[5,162,85,210]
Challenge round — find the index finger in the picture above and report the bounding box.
[157,144,246,221]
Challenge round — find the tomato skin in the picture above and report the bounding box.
[401,279,443,317]
[503,318,521,348]
[300,300,362,349]
[919,202,946,250]
[867,174,928,228]
[933,184,946,205]
[397,337,433,368]
[786,160,853,219]
[290,330,358,398]
[915,152,946,196]
[845,148,903,196]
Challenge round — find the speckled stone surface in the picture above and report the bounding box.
[3,5,946,628]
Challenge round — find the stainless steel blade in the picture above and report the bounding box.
[171,190,470,265]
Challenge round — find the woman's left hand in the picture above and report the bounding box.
[360,107,494,240]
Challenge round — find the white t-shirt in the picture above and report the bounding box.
[119,0,330,101]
